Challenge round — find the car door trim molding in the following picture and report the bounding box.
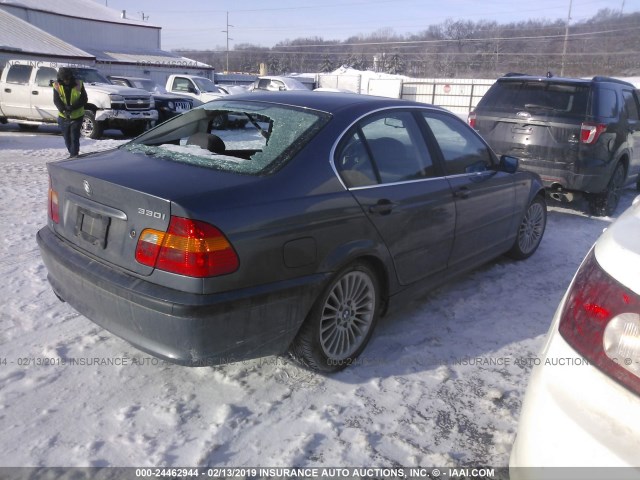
[347,175,444,191]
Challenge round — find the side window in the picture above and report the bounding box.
[360,111,434,184]
[622,90,640,121]
[172,77,191,92]
[335,130,378,188]
[6,65,33,84]
[595,88,618,119]
[422,112,494,175]
[110,79,128,87]
[35,67,57,87]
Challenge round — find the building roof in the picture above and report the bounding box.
[0,9,94,59]
[0,0,159,28]
[85,48,212,69]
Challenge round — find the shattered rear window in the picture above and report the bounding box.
[122,100,331,175]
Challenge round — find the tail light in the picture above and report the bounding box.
[48,177,59,224]
[559,249,640,395]
[580,122,607,144]
[135,216,239,278]
[468,112,477,129]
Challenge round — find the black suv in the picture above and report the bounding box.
[470,74,640,216]
[108,76,196,125]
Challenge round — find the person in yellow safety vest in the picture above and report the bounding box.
[53,67,88,158]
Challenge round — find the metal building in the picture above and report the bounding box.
[0,0,214,84]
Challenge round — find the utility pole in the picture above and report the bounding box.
[560,0,573,76]
[222,12,233,73]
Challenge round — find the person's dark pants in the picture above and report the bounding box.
[58,116,82,157]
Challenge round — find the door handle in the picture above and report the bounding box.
[454,186,470,199]
[369,199,394,215]
[4,88,11,93]
[32,91,39,95]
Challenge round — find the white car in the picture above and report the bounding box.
[248,76,310,92]
[510,196,640,475]
[217,84,249,95]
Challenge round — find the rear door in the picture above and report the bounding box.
[421,111,517,266]
[335,109,456,286]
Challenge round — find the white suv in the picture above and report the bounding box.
[510,196,640,475]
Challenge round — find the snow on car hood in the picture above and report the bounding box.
[84,82,150,97]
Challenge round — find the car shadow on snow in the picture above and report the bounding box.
[324,187,637,384]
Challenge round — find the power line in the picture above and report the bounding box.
[242,25,640,49]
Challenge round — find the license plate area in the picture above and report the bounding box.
[74,207,111,248]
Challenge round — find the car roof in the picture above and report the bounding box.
[216,90,442,115]
[498,73,635,88]
[109,75,147,81]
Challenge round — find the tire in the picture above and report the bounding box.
[589,162,625,217]
[289,262,381,372]
[507,195,547,260]
[80,111,103,139]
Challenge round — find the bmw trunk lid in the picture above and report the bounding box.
[48,154,172,276]
[46,147,252,276]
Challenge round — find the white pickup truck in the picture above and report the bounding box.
[165,74,227,103]
[0,60,158,138]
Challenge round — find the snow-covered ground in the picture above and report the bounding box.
[0,123,637,468]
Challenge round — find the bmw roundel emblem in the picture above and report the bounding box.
[83,179,92,196]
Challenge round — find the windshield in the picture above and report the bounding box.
[193,77,222,93]
[123,100,331,175]
[69,68,111,84]
[131,79,166,93]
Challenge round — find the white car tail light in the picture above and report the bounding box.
[604,313,640,379]
[559,249,640,395]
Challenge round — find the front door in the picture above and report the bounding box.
[621,89,640,180]
[421,111,516,267]
[30,66,59,121]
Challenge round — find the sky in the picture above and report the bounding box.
[92,0,638,50]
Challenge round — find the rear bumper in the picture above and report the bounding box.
[517,158,612,194]
[37,226,327,366]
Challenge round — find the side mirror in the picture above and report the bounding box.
[188,85,198,94]
[499,155,519,174]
